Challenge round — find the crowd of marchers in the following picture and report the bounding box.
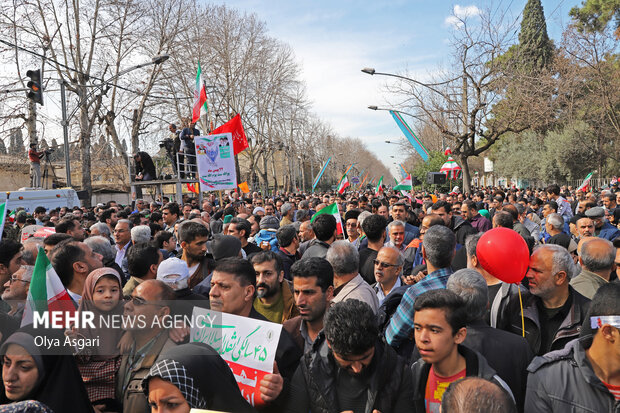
[0,183,619,413]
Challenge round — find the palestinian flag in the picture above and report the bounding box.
[0,201,6,238]
[22,247,77,326]
[337,175,350,195]
[192,61,208,123]
[311,202,343,235]
[577,172,594,192]
[375,176,383,194]
[394,174,412,191]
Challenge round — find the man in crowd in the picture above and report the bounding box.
[114,219,132,279]
[461,200,492,233]
[372,246,404,306]
[411,289,514,412]
[326,240,379,314]
[116,280,177,413]
[251,251,299,324]
[570,237,615,299]
[0,240,25,298]
[1,265,33,319]
[303,214,337,259]
[390,201,420,239]
[386,225,456,349]
[275,225,300,280]
[123,244,163,296]
[585,206,620,241]
[178,221,210,289]
[228,217,262,256]
[442,377,517,413]
[509,244,590,355]
[283,257,334,353]
[525,283,620,411]
[575,216,595,240]
[546,184,573,222]
[284,299,414,412]
[99,208,118,235]
[344,209,361,247]
[51,239,103,304]
[208,257,301,402]
[385,220,407,252]
[162,202,180,233]
[55,218,86,241]
[431,200,477,245]
[280,202,295,227]
[447,269,533,411]
[358,214,387,285]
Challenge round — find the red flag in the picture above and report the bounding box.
[186,183,198,193]
[211,114,248,155]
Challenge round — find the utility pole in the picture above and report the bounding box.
[59,80,72,187]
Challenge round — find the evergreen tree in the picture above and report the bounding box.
[517,0,553,71]
[0,138,7,155]
[9,129,24,155]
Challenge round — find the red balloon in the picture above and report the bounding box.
[476,227,529,284]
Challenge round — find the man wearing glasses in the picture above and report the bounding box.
[1,265,32,319]
[117,279,177,413]
[372,247,403,305]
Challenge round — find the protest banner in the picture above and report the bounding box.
[195,133,237,192]
[190,307,282,407]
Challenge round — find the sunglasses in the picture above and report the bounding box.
[373,260,398,269]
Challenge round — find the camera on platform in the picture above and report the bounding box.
[44,148,55,155]
[159,138,174,151]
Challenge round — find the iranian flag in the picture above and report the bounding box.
[375,176,383,195]
[337,175,350,195]
[21,247,77,327]
[311,202,343,235]
[192,61,208,123]
[577,171,594,192]
[0,201,7,238]
[394,174,412,191]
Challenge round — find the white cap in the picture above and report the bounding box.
[157,257,190,283]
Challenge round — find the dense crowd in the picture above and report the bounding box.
[0,183,619,413]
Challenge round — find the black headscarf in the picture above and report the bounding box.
[0,326,94,413]
[143,342,255,413]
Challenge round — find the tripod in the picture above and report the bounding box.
[41,152,59,189]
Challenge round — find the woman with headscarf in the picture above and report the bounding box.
[143,342,255,413]
[0,326,94,412]
[73,267,126,411]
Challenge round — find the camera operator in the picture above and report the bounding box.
[28,143,46,188]
[133,151,156,181]
[179,121,200,178]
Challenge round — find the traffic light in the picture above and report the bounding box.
[26,69,43,105]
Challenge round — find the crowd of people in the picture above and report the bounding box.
[0,183,619,413]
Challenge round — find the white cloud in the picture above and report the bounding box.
[444,5,481,28]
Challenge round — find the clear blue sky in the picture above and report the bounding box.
[221,0,581,178]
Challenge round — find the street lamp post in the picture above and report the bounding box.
[59,54,169,188]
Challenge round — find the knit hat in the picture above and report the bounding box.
[157,257,190,282]
[260,215,280,230]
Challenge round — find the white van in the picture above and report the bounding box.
[0,188,81,213]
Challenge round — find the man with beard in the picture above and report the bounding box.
[178,221,210,289]
[251,251,299,324]
[284,299,414,412]
[283,257,334,353]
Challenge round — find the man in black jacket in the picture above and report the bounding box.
[447,269,533,412]
[431,200,477,246]
[285,299,414,412]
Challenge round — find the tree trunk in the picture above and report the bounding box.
[460,154,471,194]
[27,100,37,145]
[79,89,92,207]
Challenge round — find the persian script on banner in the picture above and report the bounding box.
[195,133,237,191]
[190,307,282,407]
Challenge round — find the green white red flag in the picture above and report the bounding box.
[375,176,383,195]
[394,174,412,191]
[22,247,76,326]
[577,172,594,192]
[0,201,7,238]
[310,202,343,235]
[192,61,208,123]
[337,175,350,194]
